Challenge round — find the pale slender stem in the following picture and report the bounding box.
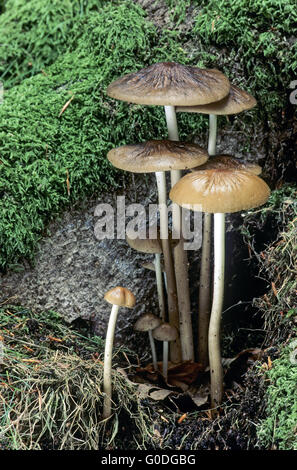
[164,105,194,362]
[208,114,217,156]
[163,341,169,381]
[102,304,120,419]
[198,212,212,368]
[148,330,158,371]
[208,213,225,409]
[154,253,166,321]
[155,171,181,363]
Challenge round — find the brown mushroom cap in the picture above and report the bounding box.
[134,313,161,332]
[107,140,208,173]
[169,169,270,214]
[104,286,135,308]
[126,224,179,254]
[152,323,178,342]
[176,84,256,115]
[141,261,165,272]
[191,154,262,175]
[107,62,230,106]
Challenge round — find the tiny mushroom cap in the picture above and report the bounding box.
[107,62,230,106]
[126,230,162,254]
[141,261,165,272]
[191,154,262,175]
[176,84,257,115]
[126,224,179,254]
[134,313,161,332]
[104,286,136,308]
[108,140,208,173]
[169,169,270,214]
[152,323,178,342]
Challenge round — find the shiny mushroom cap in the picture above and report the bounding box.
[152,323,178,342]
[169,169,270,214]
[104,287,135,308]
[191,154,262,175]
[176,84,256,115]
[134,313,161,332]
[107,61,230,106]
[107,140,208,173]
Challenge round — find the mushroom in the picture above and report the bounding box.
[191,154,262,175]
[177,85,257,368]
[103,286,135,419]
[108,139,208,362]
[152,322,178,381]
[134,313,161,370]
[170,168,270,408]
[190,154,262,367]
[126,225,178,321]
[141,260,167,292]
[107,62,228,364]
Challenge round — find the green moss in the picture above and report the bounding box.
[193,0,297,116]
[257,347,297,450]
[0,0,104,88]
[0,1,206,270]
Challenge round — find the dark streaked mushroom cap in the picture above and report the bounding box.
[169,169,270,214]
[107,140,208,173]
[176,84,256,115]
[191,154,262,175]
[107,62,230,106]
[104,287,135,308]
[152,323,178,342]
[134,313,161,332]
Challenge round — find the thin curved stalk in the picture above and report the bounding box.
[208,212,225,409]
[163,341,169,381]
[154,253,166,321]
[155,171,181,363]
[198,113,217,365]
[148,330,158,371]
[164,105,194,362]
[102,304,120,419]
[198,212,212,367]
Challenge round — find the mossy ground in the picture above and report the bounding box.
[0,0,296,450]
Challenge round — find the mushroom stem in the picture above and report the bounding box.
[198,211,212,368]
[163,341,169,381]
[148,329,158,371]
[154,253,166,321]
[103,304,120,419]
[197,113,217,365]
[208,212,225,409]
[208,114,217,155]
[155,171,181,363]
[164,105,194,362]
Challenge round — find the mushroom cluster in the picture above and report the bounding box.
[100,61,270,418]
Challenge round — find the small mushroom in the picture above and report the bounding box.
[190,154,261,367]
[108,139,208,363]
[126,226,165,321]
[170,168,270,408]
[103,286,135,419]
[134,313,161,371]
[152,323,178,381]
